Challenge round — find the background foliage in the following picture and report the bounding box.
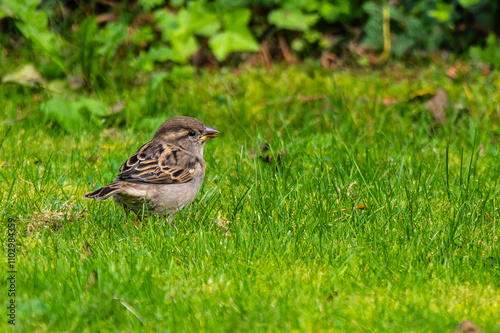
[2,0,499,131]
[2,0,500,75]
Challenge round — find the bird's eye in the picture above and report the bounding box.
[188,130,197,137]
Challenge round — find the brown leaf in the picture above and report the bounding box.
[446,61,470,79]
[108,101,125,114]
[451,321,481,333]
[321,52,337,69]
[481,65,491,76]
[382,97,397,105]
[68,75,85,90]
[426,88,447,124]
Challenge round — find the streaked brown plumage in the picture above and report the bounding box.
[84,116,219,217]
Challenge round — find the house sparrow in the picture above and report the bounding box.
[84,116,219,217]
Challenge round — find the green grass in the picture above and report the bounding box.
[1,64,499,332]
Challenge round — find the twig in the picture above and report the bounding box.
[259,41,272,69]
[278,32,297,64]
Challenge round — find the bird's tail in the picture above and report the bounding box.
[83,182,124,200]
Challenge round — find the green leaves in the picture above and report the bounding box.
[1,0,65,71]
[3,0,500,76]
[268,8,320,32]
[209,9,259,61]
[152,5,258,63]
[153,8,200,62]
[458,0,482,7]
[428,3,453,23]
[188,1,221,36]
[470,34,500,69]
[41,97,111,132]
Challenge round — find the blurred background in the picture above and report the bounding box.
[1,0,499,135]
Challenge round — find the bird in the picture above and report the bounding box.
[84,116,219,218]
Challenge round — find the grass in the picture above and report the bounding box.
[1,63,499,332]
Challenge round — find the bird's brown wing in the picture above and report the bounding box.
[116,141,200,184]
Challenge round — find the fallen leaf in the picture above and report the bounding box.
[108,101,125,114]
[382,97,397,105]
[446,61,470,79]
[409,88,435,102]
[451,320,481,333]
[426,88,447,124]
[322,52,337,69]
[2,64,46,87]
[68,75,85,90]
[481,65,491,76]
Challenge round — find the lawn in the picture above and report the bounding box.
[1,64,499,332]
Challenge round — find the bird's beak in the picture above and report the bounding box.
[198,126,219,142]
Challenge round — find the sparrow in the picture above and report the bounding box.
[84,116,219,217]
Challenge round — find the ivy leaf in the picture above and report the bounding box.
[268,8,319,31]
[320,1,350,23]
[153,9,199,63]
[392,34,416,57]
[188,2,220,36]
[209,31,259,61]
[136,46,182,71]
[428,3,453,23]
[222,8,252,29]
[171,36,199,62]
[209,9,258,61]
[154,10,180,42]
[458,0,481,7]
[138,0,163,10]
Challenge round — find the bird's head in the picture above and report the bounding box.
[153,116,219,155]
